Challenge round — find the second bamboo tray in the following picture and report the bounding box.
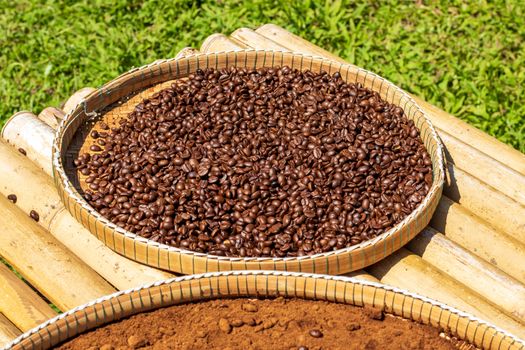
[5,271,523,350]
[52,50,445,275]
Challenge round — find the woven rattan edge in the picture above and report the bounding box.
[51,50,445,273]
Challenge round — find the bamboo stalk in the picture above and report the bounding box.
[200,33,247,52]
[342,269,379,282]
[0,140,174,290]
[0,263,57,331]
[440,130,525,205]
[1,111,53,176]
[230,28,289,51]
[0,194,117,311]
[407,227,525,323]
[431,196,525,284]
[255,24,525,176]
[37,107,64,129]
[445,164,525,243]
[0,313,21,348]
[174,47,200,59]
[62,87,96,115]
[366,248,525,339]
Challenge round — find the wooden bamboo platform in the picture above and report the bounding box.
[0,24,524,346]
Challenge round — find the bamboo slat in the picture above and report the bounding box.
[431,196,525,284]
[230,28,289,51]
[174,47,200,59]
[445,164,525,243]
[0,263,57,331]
[343,269,379,282]
[0,314,21,348]
[1,112,53,176]
[7,272,524,350]
[200,33,247,52]
[37,107,64,129]
[0,140,175,290]
[407,228,525,323]
[366,248,525,339]
[255,24,525,176]
[440,130,525,205]
[62,87,95,115]
[0,195,116,311]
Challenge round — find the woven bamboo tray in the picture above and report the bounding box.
[52,50,445,275]
[5,271,523,350]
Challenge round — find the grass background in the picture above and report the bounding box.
[0,0,523,152]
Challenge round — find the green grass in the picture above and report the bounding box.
[0,0,523,152]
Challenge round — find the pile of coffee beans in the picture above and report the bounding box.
[75,66,432,258]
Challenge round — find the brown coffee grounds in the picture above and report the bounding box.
[55,298,471,350]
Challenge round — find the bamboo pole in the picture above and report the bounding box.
[440,130,525,206]
[0,140,174,290]
[174,47,200,59]
[343,270,379,282]
[407,227,525,323]
[255,24,525,176]
[0,263,57,331]
[0,194,116,311]
[0,313,21,348]
[200,33,247,52]
[445,164,525,243]
[1,112,53,176]
[431,196,525,284]
[37,106,64,129]
[366,248,525,339]
[62,87,96,115]
[230,28,289,51]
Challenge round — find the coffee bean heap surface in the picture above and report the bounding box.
[75,66,432,258]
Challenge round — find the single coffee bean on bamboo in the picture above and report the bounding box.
[7,194,17,203]
[75,66,432,258]
[30,210,40,222]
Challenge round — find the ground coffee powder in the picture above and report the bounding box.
[55,298,470,350]
[75,66,432,257]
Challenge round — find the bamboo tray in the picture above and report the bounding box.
[1,24,525,346]
[5,271,523,350]
[52,51,445,275]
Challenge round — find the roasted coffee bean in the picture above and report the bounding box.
[18,147,27,156]
[7,194,17,203]
[30,210,39,222]
[76,66,432,258]
[309,329,323,338]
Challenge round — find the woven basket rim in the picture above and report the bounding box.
[5,271,523,350]
[52,49,445,263]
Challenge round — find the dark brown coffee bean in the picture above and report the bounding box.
[76,66,431,258]
[7,194,17,203]
[18,148,26,156]
[30,210,39,222]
